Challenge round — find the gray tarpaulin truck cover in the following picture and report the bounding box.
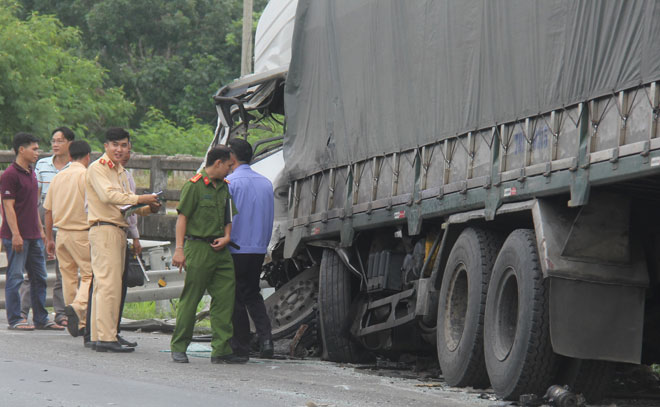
[283,0,660,180]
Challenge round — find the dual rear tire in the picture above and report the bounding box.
[436,227,503,388]
[483,229,558,400]
[439,228,611,401]
[437,228,558,398]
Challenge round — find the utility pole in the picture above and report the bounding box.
[241,0,253,76]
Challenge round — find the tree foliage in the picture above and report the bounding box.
[0,1,134,147]
[5,0,270,155]
[130,107,214,156]
[20,0,267,128]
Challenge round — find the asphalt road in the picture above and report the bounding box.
[0,313,495,407]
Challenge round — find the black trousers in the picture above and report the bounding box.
[84,248,130,342]
[231,253,272,355]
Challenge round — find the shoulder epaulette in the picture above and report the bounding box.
[190,173,202,183]
[98,158,115,169]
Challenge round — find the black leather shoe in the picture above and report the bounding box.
[211,354,248,364]
[260,339,274,359]
[84,340,96,350]
[171,352,189,363]
[64,306,80,337]
[117,335,137,347]
[95,341,135,353]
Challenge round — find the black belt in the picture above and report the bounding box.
[186,235,217,243]
[91,221,126,231]
[185,235,241,250]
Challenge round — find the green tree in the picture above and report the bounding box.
[131,107,213,156]
[0,1,134,147]
[21,0,267,127]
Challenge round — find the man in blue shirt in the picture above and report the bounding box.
[227,138,275,358]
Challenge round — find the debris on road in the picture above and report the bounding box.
[120,318,175,332]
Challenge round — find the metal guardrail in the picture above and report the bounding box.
[125,269,184,303]
[0,241,183,309]
[0,269,184,309]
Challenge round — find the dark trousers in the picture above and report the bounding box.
[85,248,130,342]
[231,253,272,355]
[20,229,66,322]
[3,238,49,326]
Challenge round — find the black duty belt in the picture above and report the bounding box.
[185,235,241,250]
[186,235,216,243]
[91,221,127,232]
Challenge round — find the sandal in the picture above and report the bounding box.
[8,321,35,331]
[34,321,65,331]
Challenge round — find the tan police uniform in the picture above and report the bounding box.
[43,161,92,331]
[86,153,151,343]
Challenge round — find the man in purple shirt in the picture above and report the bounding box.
[1,133,62,330]
[227,138,275,358]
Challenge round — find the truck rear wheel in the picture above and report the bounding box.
[318,248,364,363]
[484,229,558,400]
[436,227,503,388]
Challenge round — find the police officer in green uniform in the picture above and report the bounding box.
[170,146,245,364]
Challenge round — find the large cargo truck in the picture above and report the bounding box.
[213,0,660,401]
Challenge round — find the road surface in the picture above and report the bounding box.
[0,313,496,407]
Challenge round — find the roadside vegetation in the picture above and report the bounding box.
[0,0,269,156]
[123,299,212,331]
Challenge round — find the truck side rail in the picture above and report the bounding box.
[284,82,660,256]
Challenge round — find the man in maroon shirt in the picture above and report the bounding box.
[1,133,63,330]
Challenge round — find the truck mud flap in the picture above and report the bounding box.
[549,277,644,363]
[532,192,648,363]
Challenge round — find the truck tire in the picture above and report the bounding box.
[484,229,558,400]
[437,227,503,388]
[318,249,363,363]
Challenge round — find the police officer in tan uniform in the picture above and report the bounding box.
[86,127,160,353]
[43,140,93,338]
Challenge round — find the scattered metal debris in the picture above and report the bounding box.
[544,385,580,407]
[415,383,445,388]
[290,324,309,357]
[478,393,498,401]
[120,318,175,333]
[518,385,586,407]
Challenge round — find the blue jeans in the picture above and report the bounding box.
[3,238,49,326]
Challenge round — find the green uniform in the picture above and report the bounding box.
[170,169,238,357]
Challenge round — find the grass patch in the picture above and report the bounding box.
[122,298,210,322]
[122,301,171,320]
